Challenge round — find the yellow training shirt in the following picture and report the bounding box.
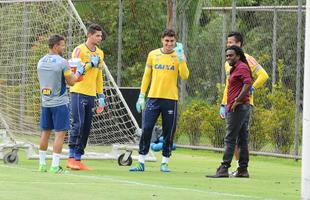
[140,48,189,100]
[70,43,104,97]
[221,53,269,105]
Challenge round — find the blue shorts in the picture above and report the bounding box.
[40,104,70,132]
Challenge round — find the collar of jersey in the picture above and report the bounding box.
[84,43,97,52]
[160,48,175,55]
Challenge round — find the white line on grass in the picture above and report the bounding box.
[0,164,273,200]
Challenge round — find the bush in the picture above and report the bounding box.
[264,61,295,154]
[249,107,268,151]
[176,99,209,146]
[264,86,295,154]
[200,104,226,148]
[176,98,226,147]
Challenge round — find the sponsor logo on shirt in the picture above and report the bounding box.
[42,88,52,96]
[154,64,175,71]
[42,57,56,63]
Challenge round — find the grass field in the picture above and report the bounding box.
[0,148,300,200]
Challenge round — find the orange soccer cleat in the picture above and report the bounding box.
[66,158,80,170]
[75,160,91,171]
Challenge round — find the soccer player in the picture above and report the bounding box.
[220,32,269,175]
[207,45,253,178]
[66,24,106,171]
[37,34,84,174]
[130,29,189,172]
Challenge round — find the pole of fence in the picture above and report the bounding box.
[180,10,188,104]
[166,0,176,30]
[231,0,236,31]
[272,8,277,88]
[221,12,228,84]
[294,0,302,161]
[117,0,124,86]
[67,4,73,58]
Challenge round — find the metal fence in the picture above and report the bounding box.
[72,0,305,157]
[181,3,305,158]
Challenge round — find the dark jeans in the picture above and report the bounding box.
[69,93,95,155]
[222,104,251,169]
[139,98,178,158]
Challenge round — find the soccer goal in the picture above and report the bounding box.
[0,0,155,164]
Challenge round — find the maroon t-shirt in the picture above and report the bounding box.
[227,60,253,112]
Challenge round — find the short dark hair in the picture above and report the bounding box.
[227,31,243,47]
[48,34,64,49]
[161,29,176,38]
[87,23,106,40]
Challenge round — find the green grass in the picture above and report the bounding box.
[0,149,300,200]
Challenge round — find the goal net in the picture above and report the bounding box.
[0,0,152,162]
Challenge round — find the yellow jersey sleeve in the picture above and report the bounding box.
[69,44,104,96]
[140,52,153,95]
[96,50,104,94]
[179,60,189,80]
[221,62,231,105]
[245,54,269,89]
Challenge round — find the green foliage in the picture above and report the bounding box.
[186,13,223,101]
[200,104,226,148]
[177,95,226,147]
[249,107,268,150]
[263,62,295,154]
[177,99,209,145]
[75,0,166,86]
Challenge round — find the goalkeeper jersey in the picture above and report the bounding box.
[70,43,104,97]
[222,53,269,106]
[140,48,189,100]
[37,54,72,107]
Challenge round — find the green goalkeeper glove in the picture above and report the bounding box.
[136,93,145,113]
[174,42,185,62]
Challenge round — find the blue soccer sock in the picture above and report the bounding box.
[69,148,75,158]
[74,153,81,161]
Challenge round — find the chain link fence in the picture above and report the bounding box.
[178,3,305,158]
[72,0,305,157]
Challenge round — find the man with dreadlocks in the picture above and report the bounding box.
[207,45,253,178]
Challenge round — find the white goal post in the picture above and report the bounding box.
[301,1,310,199]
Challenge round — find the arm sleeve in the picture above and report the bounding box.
[241,68,253,85]
[247,56,269,89]
[221,63,230,105]
[72,47,81,59]
[96,52,104,94]
[221,77,228,105]
[98,51,104,70]
[178,59,189,80]
[62,60,72,77]
[140,65,152,95]
[140,53,153,94]
[252,67,269,89]
[96,69,104,94]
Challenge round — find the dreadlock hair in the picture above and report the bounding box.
[225,45,253,79]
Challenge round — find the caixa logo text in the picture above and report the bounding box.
[154,64,175,70]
